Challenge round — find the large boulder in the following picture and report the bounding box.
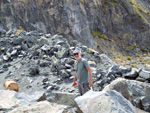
[8,101,77,113]
[75,90,136,113]
[104,78,150,112]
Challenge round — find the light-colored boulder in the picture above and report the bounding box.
[0,90,20,110]
[8,101,76,113]
[75,90,136,113]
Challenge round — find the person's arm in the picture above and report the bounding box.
[87,67,93,87]
[73,71,77,85]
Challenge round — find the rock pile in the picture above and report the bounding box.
[0,30,150,113]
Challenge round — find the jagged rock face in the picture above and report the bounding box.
[0,0,150,53]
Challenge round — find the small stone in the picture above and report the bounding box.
[11,50,17,56]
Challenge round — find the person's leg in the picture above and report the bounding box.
[77,82,84,95]
[82,83,90,95]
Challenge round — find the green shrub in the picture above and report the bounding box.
[103,10,107,15]
[131,45,137,49]
[131,17,136,21]
[136,54,140,57]
[146,11,150,15]
[117,36,123,40]
[136,13,143,19]
[91,31,102,38]
[140,25,146,29]
[126,48,130,52]
[122,51,126,56]
[81,0,84,4]
[127,56,132,60]
[141,47,146,52]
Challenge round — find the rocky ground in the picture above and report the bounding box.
[0,30,150,113]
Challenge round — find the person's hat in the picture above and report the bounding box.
[73,48,81,53]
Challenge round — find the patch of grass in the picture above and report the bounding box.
[136,13,143,19]
[129,0,149,21]
[81,0,84,4]
[65,0,70,2]
[91,31,102,38]
[127,56,132,60]
[136,54,140,57]
[137,7,142,12]
[140,25,146,29]
[131,45,137,49]
[130,64,138,68]
[126,48,130,52]
[131,17,136,22]
[146,11,150,15]
[141,62,145,65]
[103,10,107,15]
[15,26,24,35]
[146,46,150,50]
[117,36,123,40]
[141,47,147,52]
[122,51,126,56]
[91,31,111,41]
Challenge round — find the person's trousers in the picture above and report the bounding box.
[77,82,90,95]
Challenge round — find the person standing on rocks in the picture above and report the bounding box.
[72,48,93,95]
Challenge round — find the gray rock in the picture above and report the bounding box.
[101,77,108,85]
[60,70,70,79]
[32,50,40,56]
[26,31,38,36]
[6,30,13,35]
[8,101,76,113]
[139,69,150,80]
[0,59,3,65]
[14,45,22,50]
[12,37,23,45]
[29,65,39,75]
[11,50,17,56]
[57,65,66,70]
[47,92,78,106]
[122,68,138,78]
[55,41,70,49]
[23,35,37,44]
[39,61,49,67]
[75,90,136,113]
[41,44,51,51]
[104,78,150,112]
[21,43,28,51]
[3,55,9,61]
[99,54,115,70]
[136,76,146,82]
[39,36,49,46]
[65,64,72,69]
[0,29,6,34]
[141,97,150,111]
[45,34,51,38]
